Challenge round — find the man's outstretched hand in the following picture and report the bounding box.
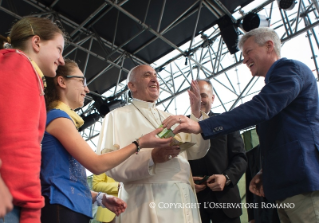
[162,115,202,135]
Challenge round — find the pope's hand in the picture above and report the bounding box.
[152,146,180,163]
[139,128,172,149]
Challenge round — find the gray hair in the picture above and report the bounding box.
[126,65,139,85]
[237,27,281,57]
[197,78,214,95]
[126,64,155,85]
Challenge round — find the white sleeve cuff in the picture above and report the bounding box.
[95,192,106,208]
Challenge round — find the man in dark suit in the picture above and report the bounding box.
[189,79,247,223]
[163,27,319,222]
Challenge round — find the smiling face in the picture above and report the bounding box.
[36,33,65,77]
[198,80,215,113]
[63,67,90,109]
[242,36,273,78]
[128,65,160,102]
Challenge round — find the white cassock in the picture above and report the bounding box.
[97,99,210,223]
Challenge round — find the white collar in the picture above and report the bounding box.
[132,98,156,109]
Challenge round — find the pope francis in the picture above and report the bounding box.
[97,65,210,223]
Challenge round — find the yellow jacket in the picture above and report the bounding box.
[92,173,119,222]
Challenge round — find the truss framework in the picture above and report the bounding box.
[1,0,318,148]
[81,0,319,148]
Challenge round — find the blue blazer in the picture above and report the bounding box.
[199,58,319,201]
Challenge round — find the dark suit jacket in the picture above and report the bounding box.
[189,112,247,219]
[199,58,319,201]
[246,145,280,223]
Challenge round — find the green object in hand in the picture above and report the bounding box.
[157,125,175,138]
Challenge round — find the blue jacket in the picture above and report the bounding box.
[199,58,319,201]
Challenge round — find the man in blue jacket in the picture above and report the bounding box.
[163,27,319,222]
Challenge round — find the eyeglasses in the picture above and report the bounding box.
[65,75,87,87]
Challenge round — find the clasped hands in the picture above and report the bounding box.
[193,174,227,193]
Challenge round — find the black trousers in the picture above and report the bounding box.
[41,196,91,223]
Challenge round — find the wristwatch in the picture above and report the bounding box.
[223,174,231,186]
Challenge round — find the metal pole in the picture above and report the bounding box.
[311,0,319,14]
[133,1,200,54]
[157,73,174,94]
[83,37,94,76]
[201,68,238,95]
[112,9,120,50]
[284,10,293,34]
[22,0,146,65]
[70,3,108,37]
[50,0,59,7]
[87,55,124,85]
[213,88,227,111]
[87,0,129,29]
[173,62,191,85]
[282,20,319,43]
[304,20,319,79]
[63,35,93,57]
[143,0,151,23]
[213,0,236,23]
[229,77,256,110]
[279,8,291,36]
[188,0,203,50]
[212,38,222,73]
[107,28,146,59]
[202,1,222,18]
[157,0,166,32]
[113,56,126,96]
[295,0,302,32]
[188,57,194,80]
[0,6,21,19]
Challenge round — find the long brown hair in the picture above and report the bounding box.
[44,59,79,111]
[0,16,64,50]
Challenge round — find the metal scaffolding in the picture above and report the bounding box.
[1,0,318,148]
